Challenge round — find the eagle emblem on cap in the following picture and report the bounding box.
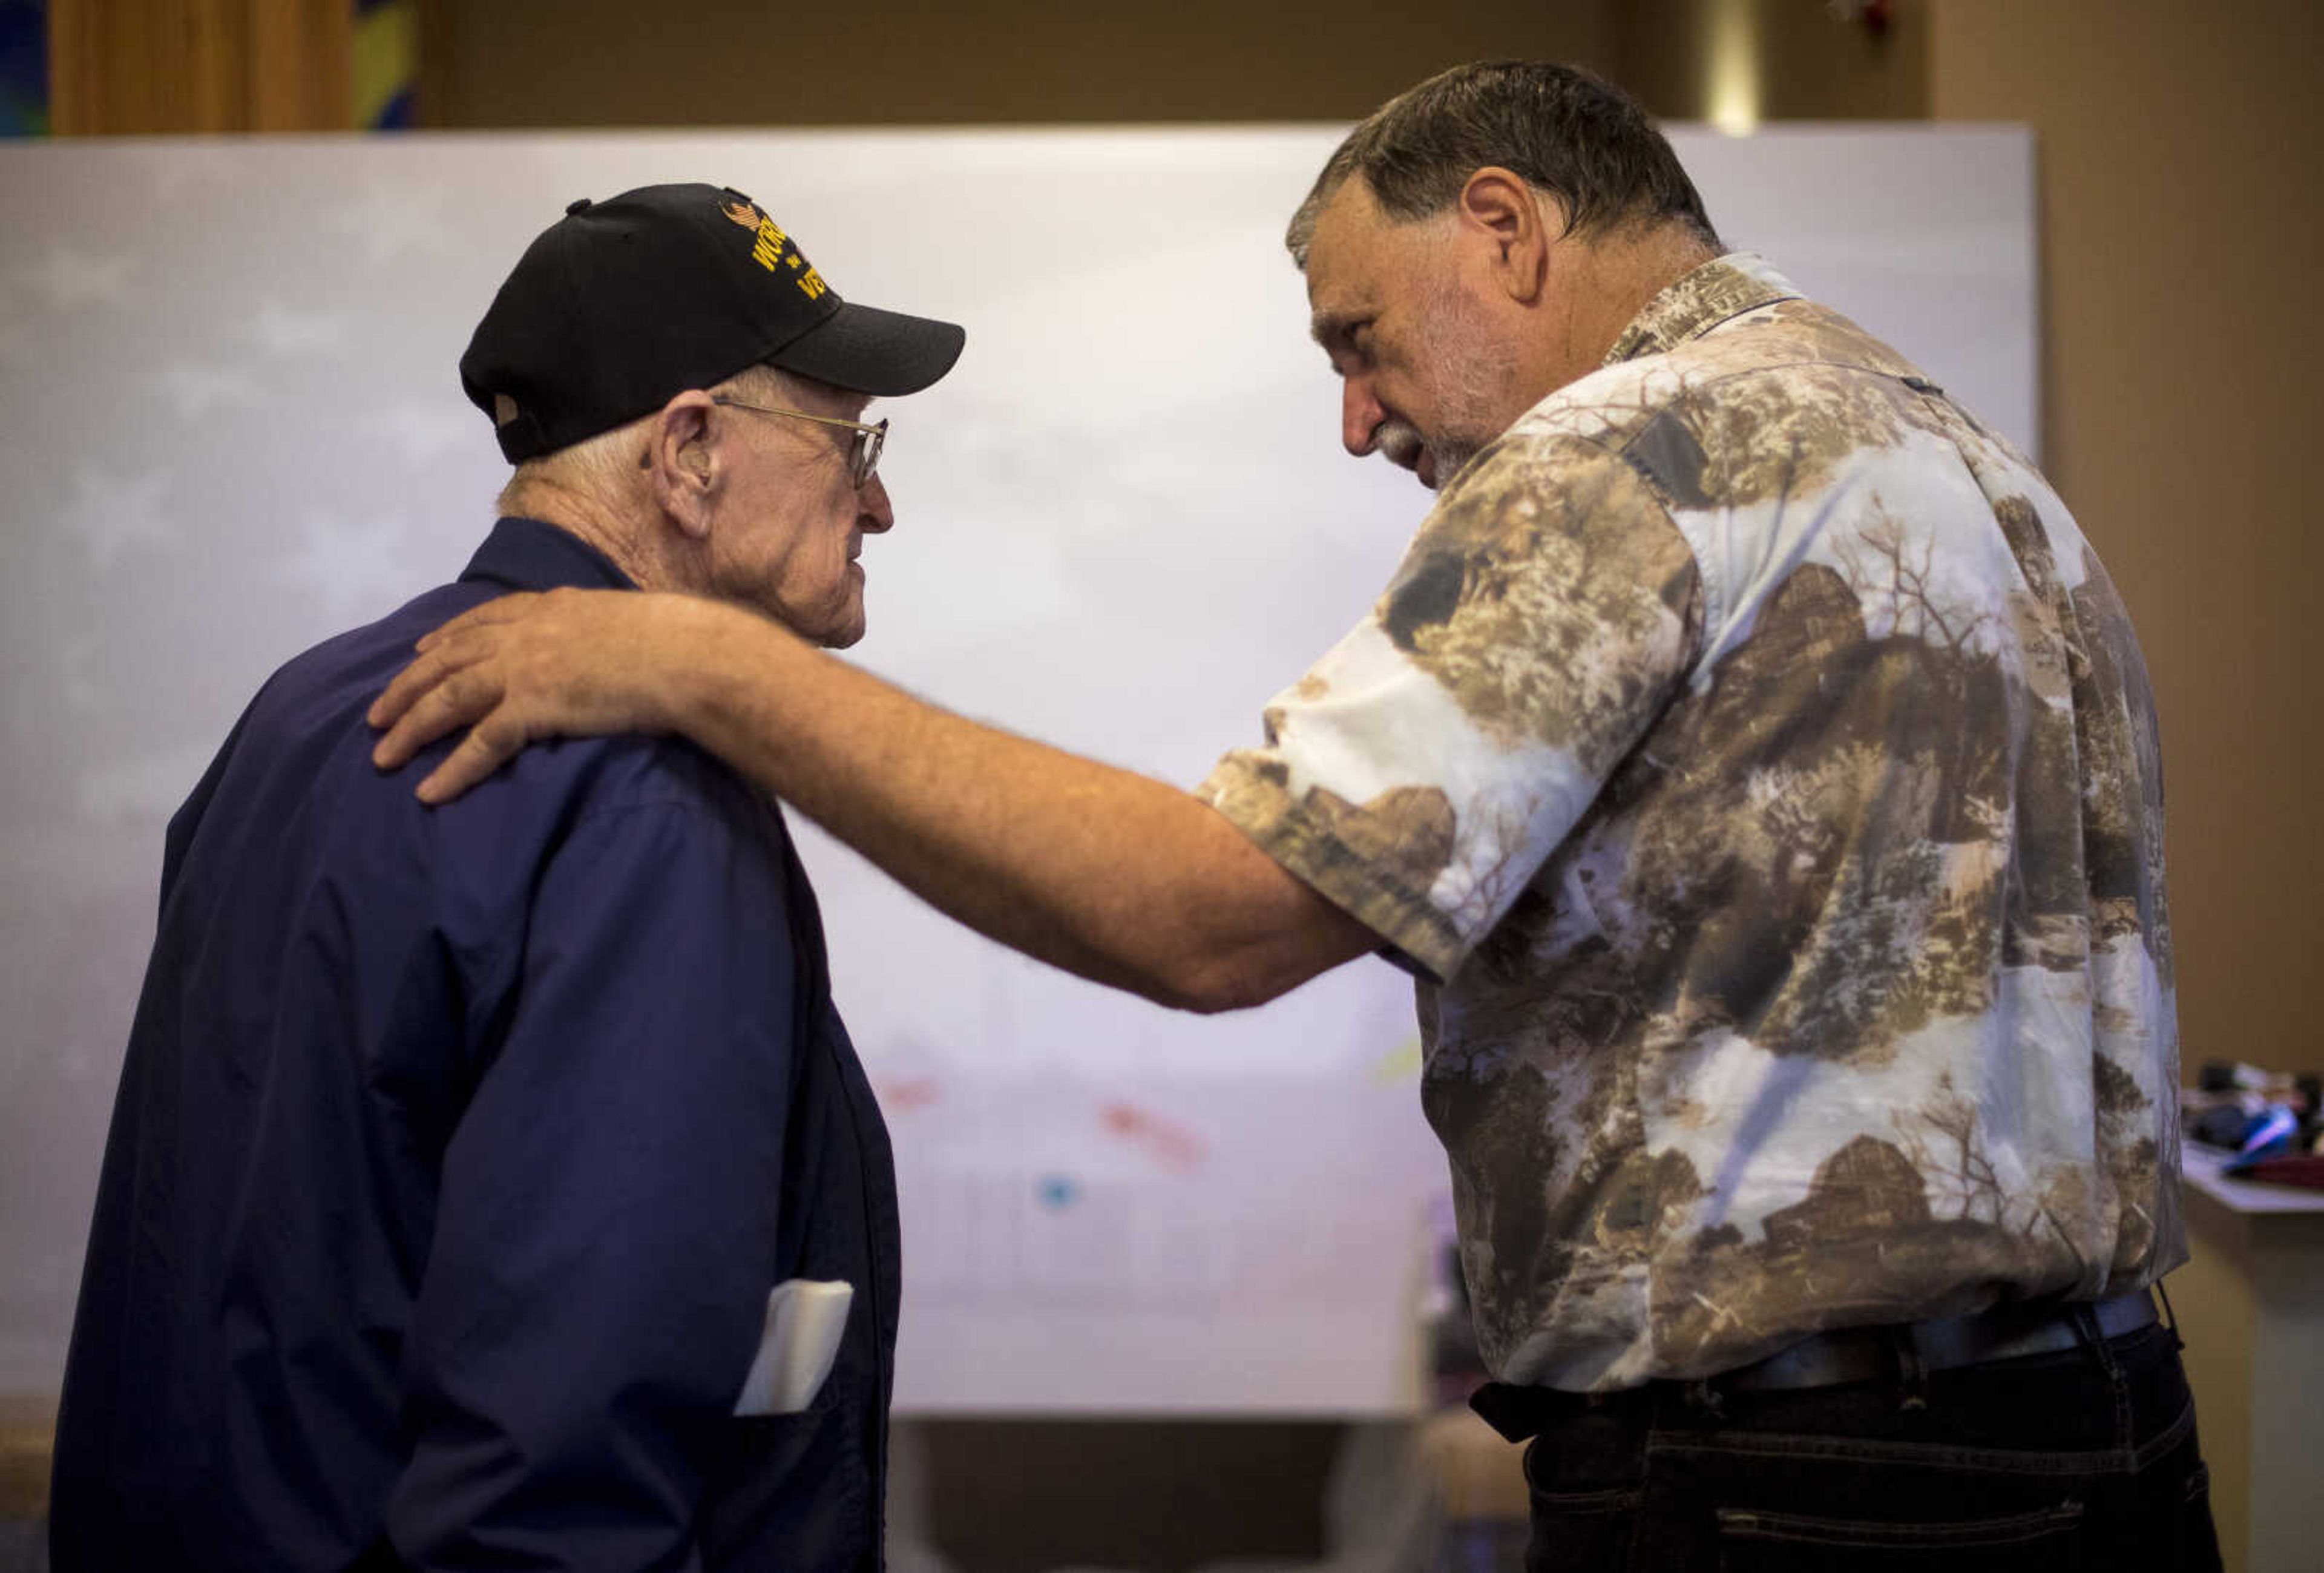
[718,191,821,292]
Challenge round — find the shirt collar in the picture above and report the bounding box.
[1603,252,1801,366]
[459,516,638,594]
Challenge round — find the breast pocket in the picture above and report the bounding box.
[732,1278,855,1417]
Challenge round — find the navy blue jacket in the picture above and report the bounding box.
[51,518,901,1572]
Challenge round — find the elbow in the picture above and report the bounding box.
[1143,951,1290,1016]
[1120,898,1365,1014]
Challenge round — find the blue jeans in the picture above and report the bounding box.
[1479,1321,2221,1572]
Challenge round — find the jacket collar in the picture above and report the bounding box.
[459,515,638,594]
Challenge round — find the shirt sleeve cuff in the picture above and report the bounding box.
[1199,751,1467,984]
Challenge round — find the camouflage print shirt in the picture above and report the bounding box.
[1200,255,2184,1390]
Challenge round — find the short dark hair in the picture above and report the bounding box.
[1287,61,1720,265]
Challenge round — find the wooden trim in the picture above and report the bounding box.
[48,0,354,136]
[0,1395,55,1521]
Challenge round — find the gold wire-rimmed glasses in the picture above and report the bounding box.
[711,394,887,488]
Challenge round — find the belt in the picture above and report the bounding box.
[1718,1289,2158,1393]
[1471,1291,2158,1440]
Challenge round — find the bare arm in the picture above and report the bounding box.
[370,589,1377,1012]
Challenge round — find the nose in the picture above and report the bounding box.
[1342,376,1385,458]
[858,472,895,533]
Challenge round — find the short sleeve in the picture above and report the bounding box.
[1198,435,1700,980]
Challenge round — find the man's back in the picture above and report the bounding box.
[53,519,899,1571]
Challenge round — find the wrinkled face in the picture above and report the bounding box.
[1305,179,1522,491]
[709,380,893,648]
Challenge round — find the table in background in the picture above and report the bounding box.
[2171,1143,2324,1573]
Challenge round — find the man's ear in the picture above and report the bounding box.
[1459,166,1558,306]
[645,391,720,541]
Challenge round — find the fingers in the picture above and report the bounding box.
[372,590,559,736]
[370,660,503,773]
[415,712,531,806]
[412,591,541,655]
[368,641,465,740]
[367,585,649,803]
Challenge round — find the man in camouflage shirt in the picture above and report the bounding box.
[371,62,2218,1571]
[1216,215,2184,1397]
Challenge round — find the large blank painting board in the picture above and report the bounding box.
[0,125,2034,1414]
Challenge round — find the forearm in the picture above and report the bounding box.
[672,605,1349,1011]
[373,589,1376,1006]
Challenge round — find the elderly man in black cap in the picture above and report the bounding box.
[50,183,961,1572]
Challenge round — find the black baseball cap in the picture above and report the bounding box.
[461,182,965,462]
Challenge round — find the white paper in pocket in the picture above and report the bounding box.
[731,1278,855,1417]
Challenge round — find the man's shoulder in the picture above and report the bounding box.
[550,729,787,847]
[217,584,783,883]
[256,579,502,727]
[1517,291,1928,459]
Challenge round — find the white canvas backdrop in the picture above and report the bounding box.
[0,125,2034,1413]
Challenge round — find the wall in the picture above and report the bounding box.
[410,0,1938,132]
[414,0,1618,128]
[1929,0,2319,1203]
[1612,0,1927,127]
[1929,5,2323,1567]
[48,0,350,132]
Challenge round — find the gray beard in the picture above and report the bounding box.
[1414,275,1520,481]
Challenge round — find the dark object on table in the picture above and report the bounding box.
[2218,1153,2324,1189]
[2189,1103,2262,1151]
[2195,1060,2239,1094]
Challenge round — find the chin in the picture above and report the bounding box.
[819,606,869,649]
[766,589,866,649]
